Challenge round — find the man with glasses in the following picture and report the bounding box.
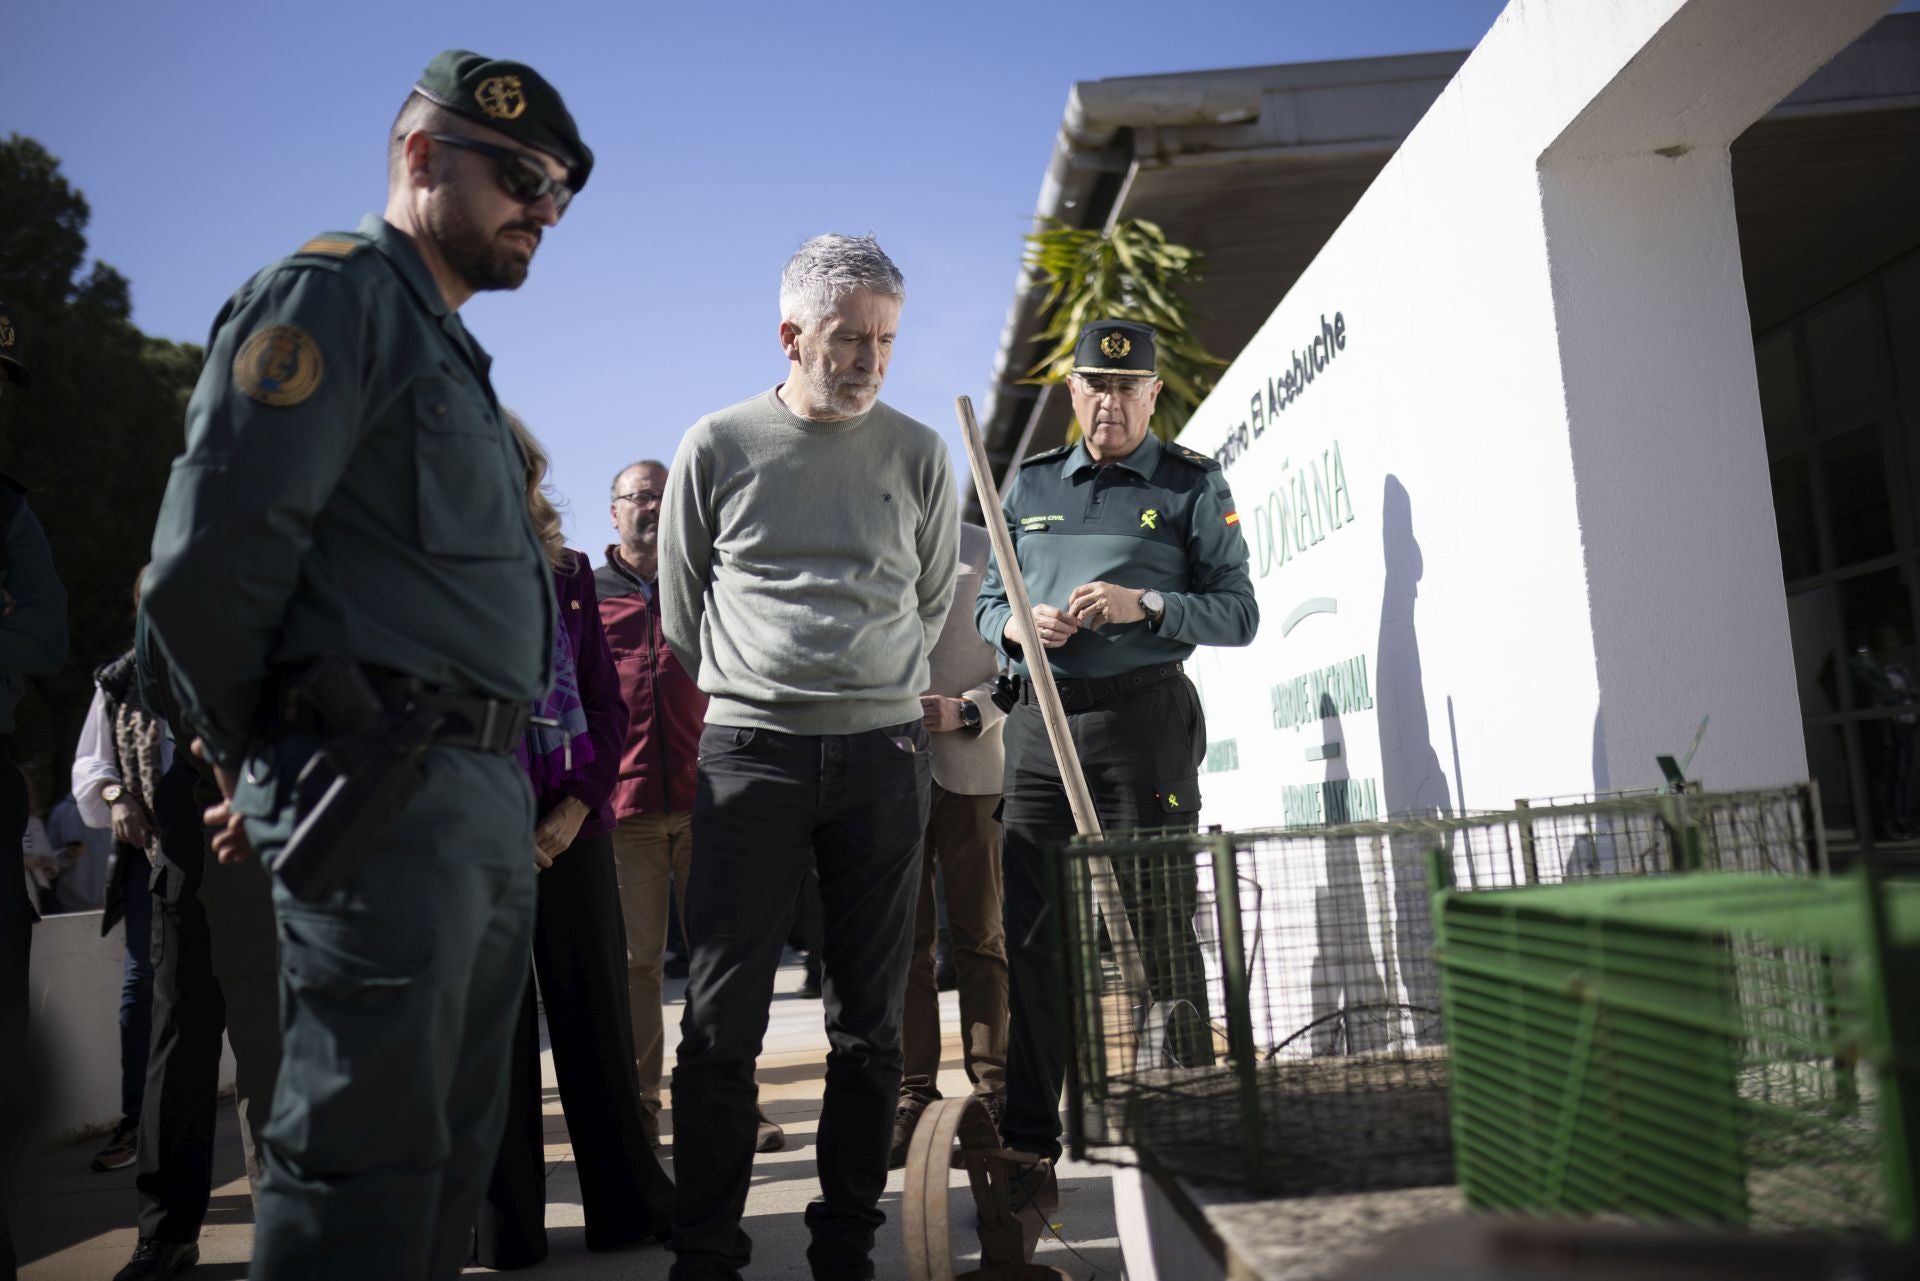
[598,460,787,1157]
[142,50,593,1280]
[975,319,1259,1193]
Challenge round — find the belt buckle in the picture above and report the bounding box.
[1057,680,1090,713]
[477,699,500,749]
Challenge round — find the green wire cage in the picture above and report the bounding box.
[1057,785,1824,1198]
[1429,867,1920,1238]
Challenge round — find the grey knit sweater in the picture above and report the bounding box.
[659,387,958,736]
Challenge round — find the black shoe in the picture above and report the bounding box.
[755,1107,786,1153]
[797,953,822,1000]
[663,950,689,980]
[91,1115,139,1172]
[889,1095,932,1170]
[113,1238,199,1280]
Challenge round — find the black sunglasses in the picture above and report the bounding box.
[429,134,575,216]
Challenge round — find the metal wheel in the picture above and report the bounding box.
[901,1095,1070,1281]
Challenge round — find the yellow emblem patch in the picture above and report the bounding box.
[1140,508,1159,530]
[232,325,322,407]
[475,74,527,120]
[1100,331,1131,360]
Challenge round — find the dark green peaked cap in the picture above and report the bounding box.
[414,49,594,193]
[1072,320,1157,377]
[0,300,30,389]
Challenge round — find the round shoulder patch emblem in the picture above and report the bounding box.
[232,325,323,406]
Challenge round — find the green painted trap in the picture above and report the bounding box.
[1431,869,1920,1238]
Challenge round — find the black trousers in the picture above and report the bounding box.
[136,756,282,1243]
[671,722,929,1281]
[999,675,1209,1162]
[477,828,674,1269]
[0,756,31,1280]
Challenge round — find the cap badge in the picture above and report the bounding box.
[1100,332,1131,359]
[0,320,14,349]
[475,74,527,121]
[233,325,323,407]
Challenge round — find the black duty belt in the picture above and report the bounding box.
[276,666,529,755]
[1020,661,1185,713]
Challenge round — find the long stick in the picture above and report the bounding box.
[955,395,1151,1009]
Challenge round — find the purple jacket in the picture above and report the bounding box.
[529,548,630,836]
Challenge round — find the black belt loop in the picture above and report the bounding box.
[1021,661,1185,713]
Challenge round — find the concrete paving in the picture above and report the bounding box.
[16,955,1124,1279]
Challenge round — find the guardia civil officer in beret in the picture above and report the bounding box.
[0,300,70,1281]
[974,320,1257,1181]
[142,51,603,1279]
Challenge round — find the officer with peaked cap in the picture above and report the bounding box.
[0,299,69,1277]
[140,51,631,1278]
[974,319,1258,1192]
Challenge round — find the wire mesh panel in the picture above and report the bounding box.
[1058,785,1824,1198]
[1432,870,1920,1238]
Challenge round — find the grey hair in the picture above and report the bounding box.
[610,459,667,500]
[779,234,905,329]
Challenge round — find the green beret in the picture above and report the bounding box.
[1072,320,1157,377]
[414,49,594,193]
[0,300,30,389]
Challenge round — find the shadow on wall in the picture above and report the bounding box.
[1376,475,1448,1041]
[1307,708,1391,1055]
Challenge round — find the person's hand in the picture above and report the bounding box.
[920,694,967,733]
[534,797,590,871]
[24,854,58,881]
[2,588,13,617]
[109,798,154,849]
[1008,603,1080,651]
[1066,582,1146,630]
[192,738,254,864]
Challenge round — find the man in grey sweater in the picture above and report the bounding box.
[659,233,957,1281]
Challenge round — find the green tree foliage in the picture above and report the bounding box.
[0,134,203,805]
[1020,217,1227,443]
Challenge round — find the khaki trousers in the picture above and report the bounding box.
[611,810,693,1137]
[901,783,1008,1103]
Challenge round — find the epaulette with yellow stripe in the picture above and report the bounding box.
[292,235,369,260]
[1018,443,1075,468]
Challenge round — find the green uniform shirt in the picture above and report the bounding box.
[145,214,554,770]
[975,431,1258,677]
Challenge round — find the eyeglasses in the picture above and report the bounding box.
[614,491,662,507]
[429,134,575,216]
[1071,374,1156,401]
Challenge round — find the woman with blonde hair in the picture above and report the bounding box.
[476,414,674,1268]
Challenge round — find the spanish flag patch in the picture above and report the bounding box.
[1224,510,1240,526]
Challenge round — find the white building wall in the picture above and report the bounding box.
[28,911,237,1143]
[1175,0,1891,828]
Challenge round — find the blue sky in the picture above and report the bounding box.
[11,0,1513,542]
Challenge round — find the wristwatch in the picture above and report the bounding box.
[102,782,127,806]
[1139,589,1166,628]
[959,700,983,731]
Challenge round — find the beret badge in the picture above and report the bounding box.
[475,75,528,121]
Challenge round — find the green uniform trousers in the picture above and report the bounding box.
[242,740,536,1281]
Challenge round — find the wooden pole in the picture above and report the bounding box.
[955,395,1151,1009]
